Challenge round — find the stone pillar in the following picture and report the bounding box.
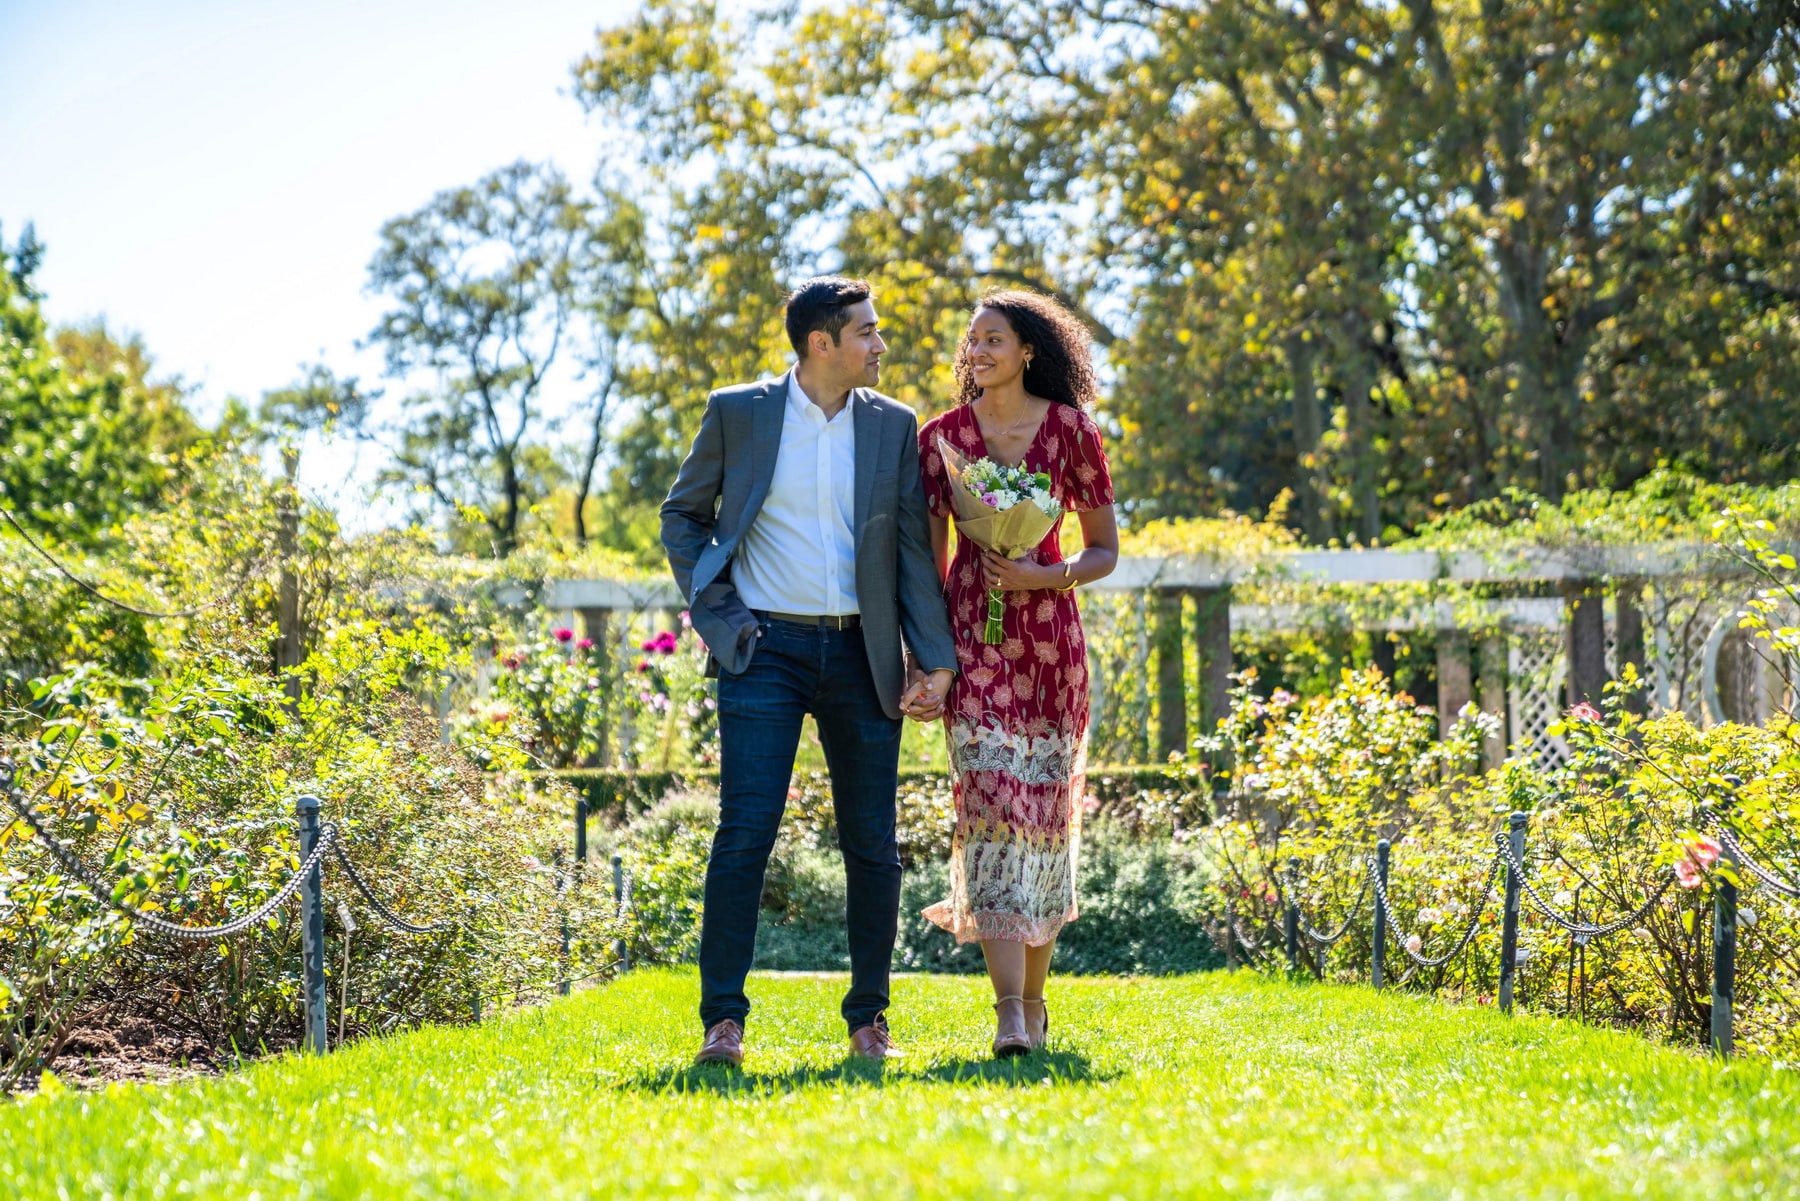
[1614,579,1649,716]
[1564,580,1607,708]
[1479,635,1507,771]
[1436,629,1472,735]
[1154,588,1187,760]
[1717,629,1760,725]
[1195,586,1233,742]
[577,606,613,767]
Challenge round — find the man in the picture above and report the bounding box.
[661,276,957,1066]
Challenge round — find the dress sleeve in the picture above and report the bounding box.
[1057,409,1115,512]
[919,415,953,518]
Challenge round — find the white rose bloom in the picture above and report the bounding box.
[1739,907,1757,928]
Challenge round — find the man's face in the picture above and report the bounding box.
[814,299,887,387]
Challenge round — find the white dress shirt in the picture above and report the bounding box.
[733,369,859,615]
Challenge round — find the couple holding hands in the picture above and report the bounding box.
[661,276,1117,1065]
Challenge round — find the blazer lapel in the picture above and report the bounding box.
[852,389,883,540]
[742,375,786,522]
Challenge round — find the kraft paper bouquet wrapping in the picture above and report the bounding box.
[936,435,1064,643]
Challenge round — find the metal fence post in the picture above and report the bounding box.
[296,794,327,1055]
[1372,841,1390,989]
[1227,899,1241,969]
[558,855,572,998]
[612,853,629,971]
[1284,859,1299,973]
[1712,824,1738,1058]
[1498,811,1527,1015]
[575,795,588,865]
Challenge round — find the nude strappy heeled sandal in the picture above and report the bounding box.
[992,995,1031,1059]
[1022,997,1049,1051]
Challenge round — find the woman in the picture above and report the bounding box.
[917,290,1118,1057]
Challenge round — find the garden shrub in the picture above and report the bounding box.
[598,799,1225,978]
[1,618,617,1091]
[553,765,1208,841]
[1196,664,1800,1057]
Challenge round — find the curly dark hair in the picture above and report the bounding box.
[953,289,1099,408]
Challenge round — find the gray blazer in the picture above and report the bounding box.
[660,373,958,720]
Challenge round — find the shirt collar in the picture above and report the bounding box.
[786,367,853,426]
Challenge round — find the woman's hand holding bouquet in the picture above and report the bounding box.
[936,437,1064,643]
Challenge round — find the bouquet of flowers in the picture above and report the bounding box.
[936,436,1064,643]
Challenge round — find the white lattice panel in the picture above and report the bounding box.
[1647,585,1724,721]
[1508,632,1568,769]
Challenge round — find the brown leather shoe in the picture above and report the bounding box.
[695,1019,744,1067]
[849,1021,902,1062]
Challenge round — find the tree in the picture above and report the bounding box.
[563,0,1800,544]
[0,226,202,544]
[366,162,590,556]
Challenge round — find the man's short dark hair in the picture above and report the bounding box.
[784,276,873,357]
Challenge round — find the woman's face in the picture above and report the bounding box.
[965,307,1030,391]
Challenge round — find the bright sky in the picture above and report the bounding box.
[0,0,638,525]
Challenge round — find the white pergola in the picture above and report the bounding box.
[542,542,1778,769]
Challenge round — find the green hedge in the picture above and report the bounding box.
[546,765,1213,830]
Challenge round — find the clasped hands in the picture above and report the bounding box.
[899,667,955,724]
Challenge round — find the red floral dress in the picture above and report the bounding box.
[918,402,1115,945]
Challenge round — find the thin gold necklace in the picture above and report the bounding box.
[980,398,1034,443]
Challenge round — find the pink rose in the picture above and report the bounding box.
[1567,702,1603,723]
[577,638,594,651]
[679,610,693,629]
[553,628,575,643]
[1406,934,1423,955]
[1675,833,1723,887]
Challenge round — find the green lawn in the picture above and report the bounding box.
[3,969,1793,1199]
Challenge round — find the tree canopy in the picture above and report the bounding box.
[0,225,203,544]
[561,0,1800,549]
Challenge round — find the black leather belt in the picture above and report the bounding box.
[756,610,861,630]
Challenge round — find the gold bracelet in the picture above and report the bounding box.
[1059,561,1078,591]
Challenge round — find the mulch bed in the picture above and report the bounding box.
[48,1016,225,1090]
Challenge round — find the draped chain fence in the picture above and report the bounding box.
[1233,781,1799,1058]
[1,766,632,1057]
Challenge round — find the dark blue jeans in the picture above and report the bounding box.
[700,617,904,1035]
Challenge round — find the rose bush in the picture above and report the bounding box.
[1192,664,1800,1057]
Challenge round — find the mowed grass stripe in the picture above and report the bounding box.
[2,969,1793,1199]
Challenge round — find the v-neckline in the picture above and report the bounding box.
[967,401,1052,469]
